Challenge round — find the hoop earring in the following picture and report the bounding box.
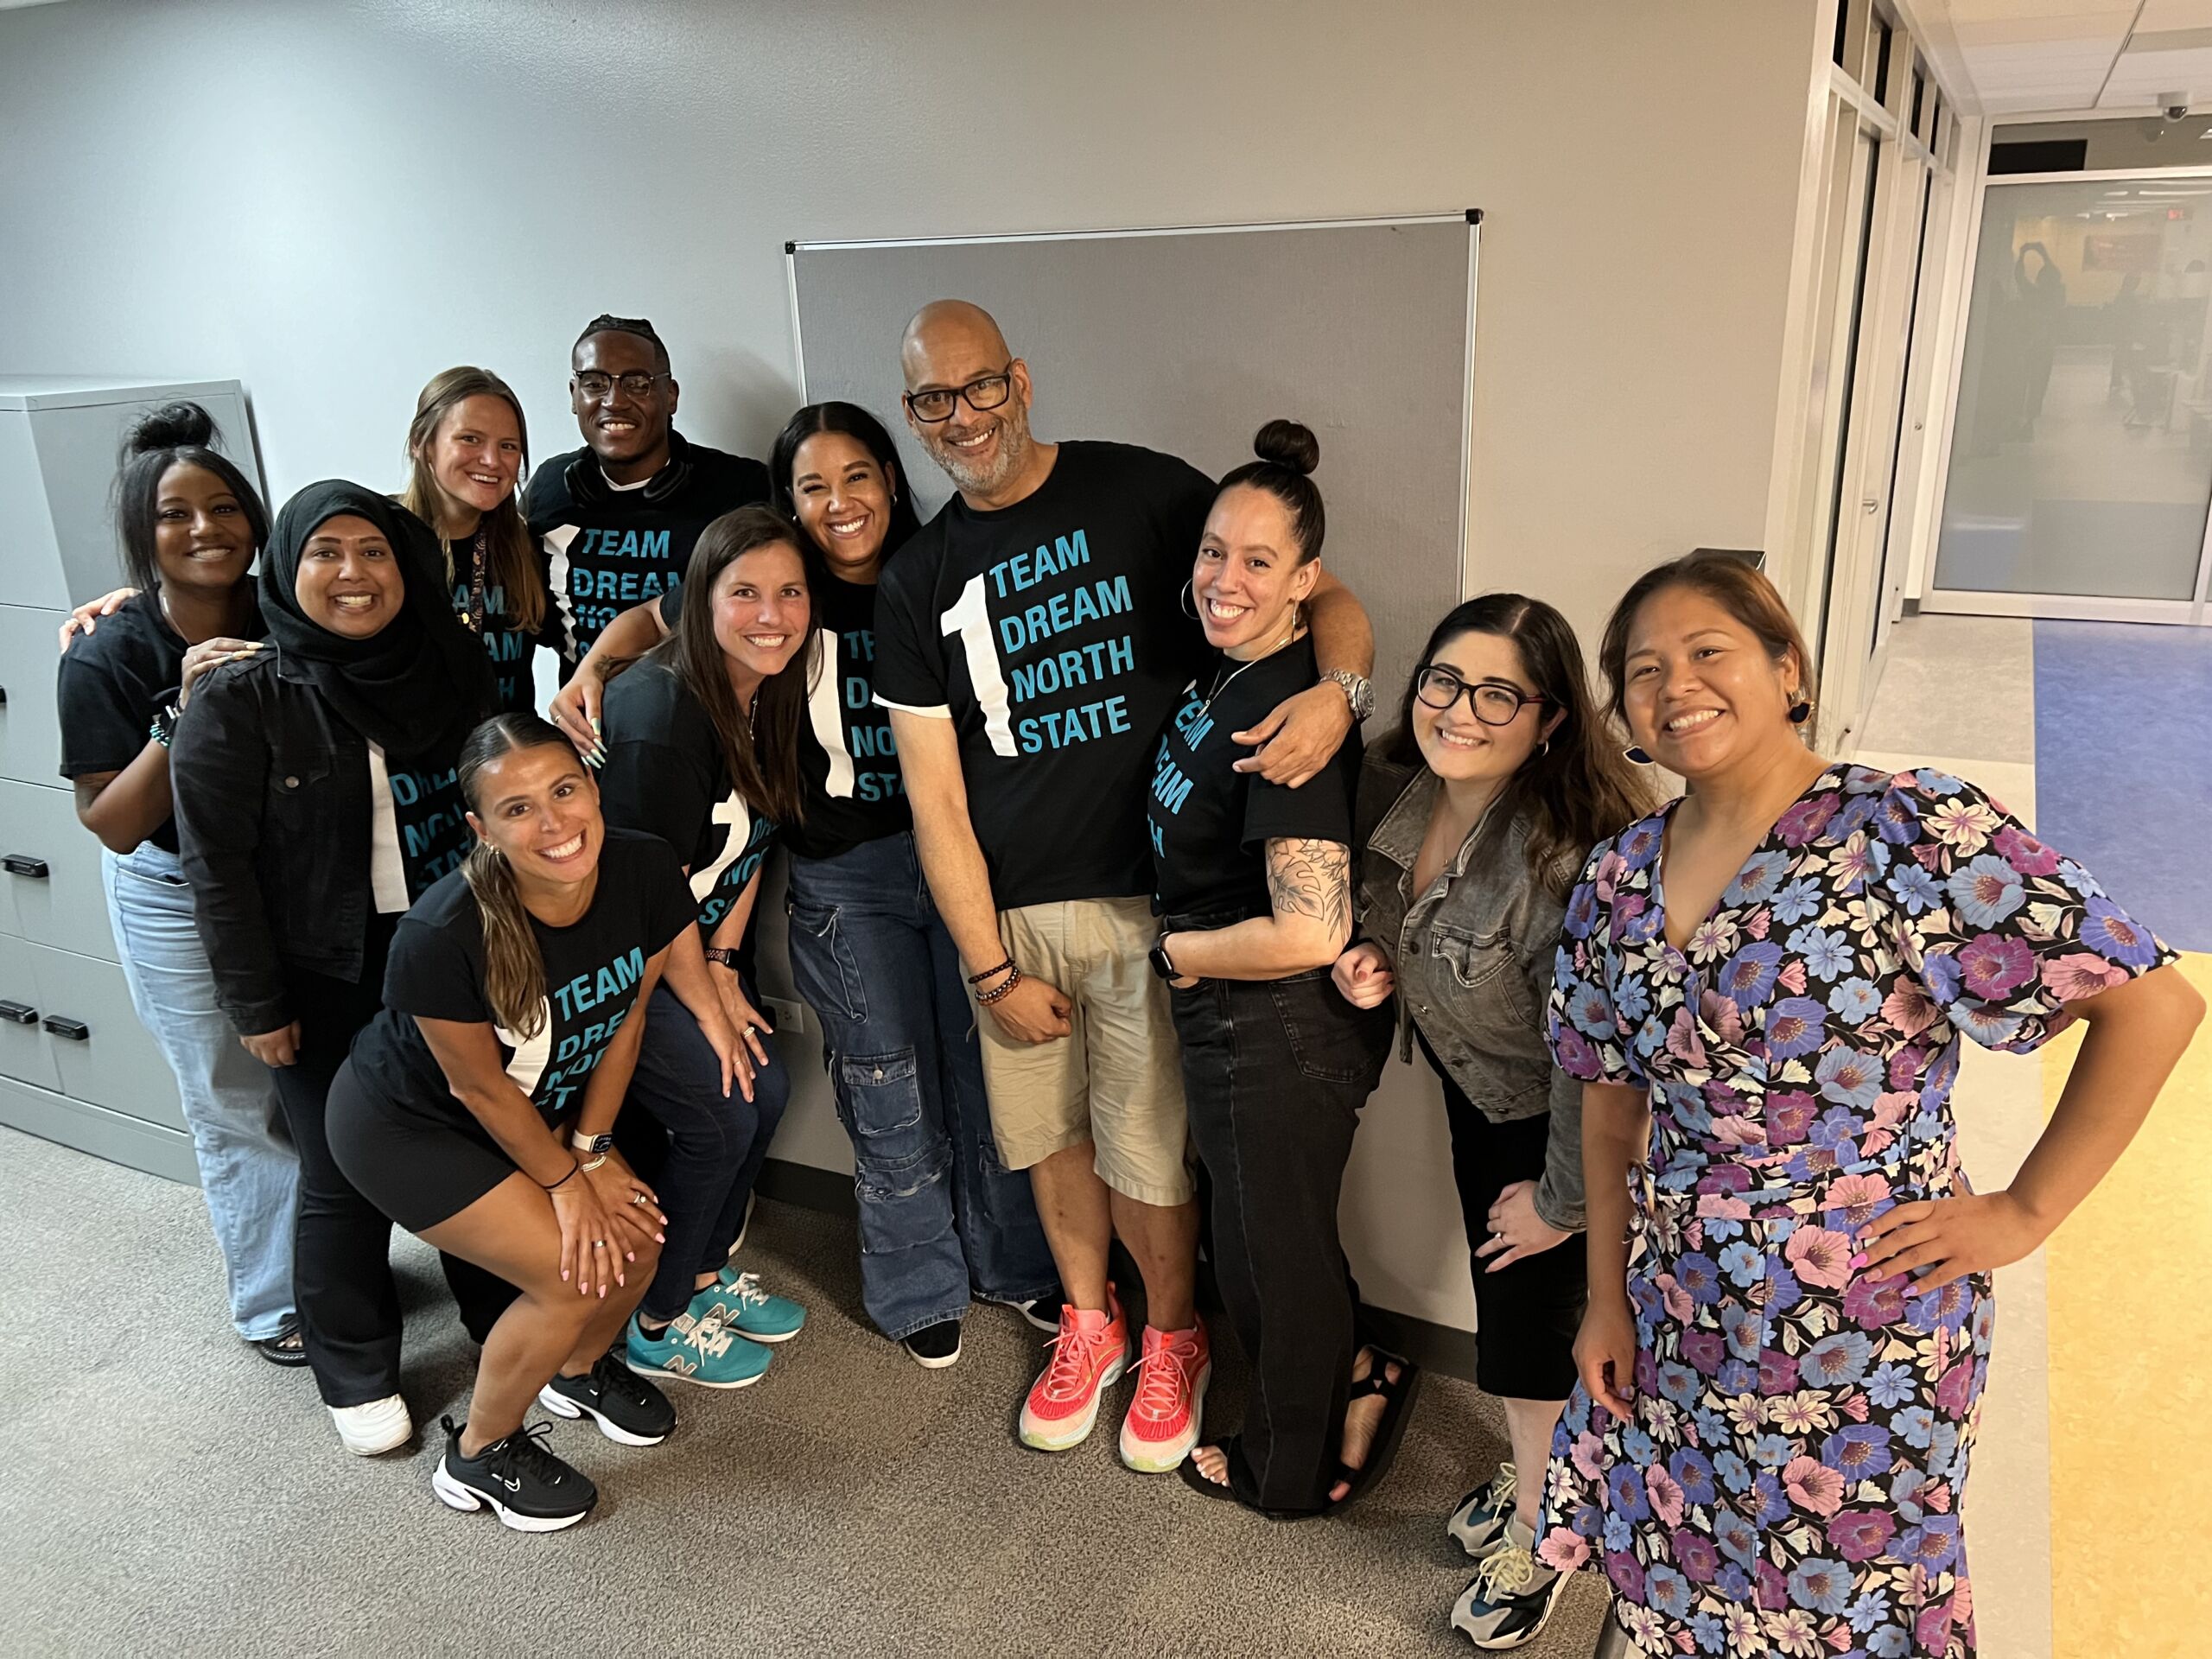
[1788,697,1815,726]
[1179,580,1199,620]
[1537,738,1551,758]
[1623,744,1656,766]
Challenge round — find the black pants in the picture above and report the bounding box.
[1172,963,1391,1514]
[267,914,518,1408]
[1418,1028,1586,1401]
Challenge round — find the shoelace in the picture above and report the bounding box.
[725,1271,772,1309]
[677,1314,736,1357]
[486,1422,570,1488]
[1488,1462,1517,1513]
[1038,1319,1116,1403]
[594,1351,659,1408]
[1129,1332,1199,1421]
[1471,1540,1539,1601]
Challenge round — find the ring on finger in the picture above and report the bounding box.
[592,1239,607,1249]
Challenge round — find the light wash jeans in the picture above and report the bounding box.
[102,841,299,1340]
[786,831,1058,1341]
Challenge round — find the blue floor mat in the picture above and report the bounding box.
[2033,619,2212,954]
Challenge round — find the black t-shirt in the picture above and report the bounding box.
[376,749,473,900]
[524,432,770,669]
[595,658,778,977]
[346,830,696,1131]
[652,569,912,861]
[440,529,550,715]
[1148,637,1357,918]
[871,442,1214,910]
[56,591,265,855]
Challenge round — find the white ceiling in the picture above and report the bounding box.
[1901,0,2212,114]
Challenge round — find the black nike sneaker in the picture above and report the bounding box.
[538,1351,677,1446]
[431,1417,598,1532]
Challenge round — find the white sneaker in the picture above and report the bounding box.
[330,1393,413,1456]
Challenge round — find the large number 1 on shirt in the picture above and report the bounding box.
[690,792,753,903]
[940,575,1017,757]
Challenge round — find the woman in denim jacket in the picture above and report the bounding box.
[1335,594,1649,1649]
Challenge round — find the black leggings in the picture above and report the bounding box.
[268,914,518,1408]
[1417,1028,1586,1402]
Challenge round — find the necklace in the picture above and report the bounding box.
[1193,619,1300,722]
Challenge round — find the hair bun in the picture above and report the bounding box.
[125,402,218,455]
[1253,418,1318,476]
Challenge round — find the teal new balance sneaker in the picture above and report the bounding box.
[698,1268,806,1343]
[624,1311,772,1389]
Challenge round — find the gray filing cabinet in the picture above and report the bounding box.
[0,377,265,1183]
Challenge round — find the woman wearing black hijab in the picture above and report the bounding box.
[174,480,511,1457]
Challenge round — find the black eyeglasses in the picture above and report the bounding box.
[1414,665,1547,726]
[903,366,1014,424]
[573,371,671,401]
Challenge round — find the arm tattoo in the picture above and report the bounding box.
[1267,838,1351,938]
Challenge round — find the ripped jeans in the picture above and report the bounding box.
[787,832,1058,1340]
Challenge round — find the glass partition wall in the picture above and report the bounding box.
[1931,172,2212,621]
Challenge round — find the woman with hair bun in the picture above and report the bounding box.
[1151,421,1408,1516]
[55,403,302,1364]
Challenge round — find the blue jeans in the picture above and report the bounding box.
[621,977,791,1324]
[103,842,299,1341]
[787,832,1058,1340]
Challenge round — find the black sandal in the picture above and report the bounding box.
[1177,1434,1336,1521]
[1326,1349,1421,1510]
[251,1316,308,1368]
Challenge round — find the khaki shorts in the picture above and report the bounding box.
[966,895,1193,1207]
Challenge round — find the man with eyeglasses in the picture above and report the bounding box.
[873,300,1376,1474]
[526,315,770,676]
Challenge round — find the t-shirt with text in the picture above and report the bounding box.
[595,658,779,978]
[56,591,264,855]
[1147,636,1357,918]
[346,829,696,1133]
[524,432,770,668]
[441,528,552,715]
[871,441,1213,910]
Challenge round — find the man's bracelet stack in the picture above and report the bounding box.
[976,966,1024,1005]
[966,957,1014,986]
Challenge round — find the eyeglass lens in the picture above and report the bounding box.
[575,372,661,398]
[1416,668,1529,727]
[908,372,1013,423]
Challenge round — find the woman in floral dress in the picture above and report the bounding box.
[1541,552,2203,1659]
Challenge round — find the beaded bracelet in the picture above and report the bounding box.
[966,957,1015,986]
[976,966,1024,1006]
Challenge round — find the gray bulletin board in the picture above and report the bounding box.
[786,213,1479,700]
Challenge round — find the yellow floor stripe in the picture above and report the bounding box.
[2044,951,2212,1659]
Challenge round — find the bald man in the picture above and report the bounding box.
[873,301,1376,1473]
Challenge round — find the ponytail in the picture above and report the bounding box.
[462,836,547,1038]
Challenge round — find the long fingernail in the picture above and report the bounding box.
[590,716,601,734]
[1850,1252,1868,1269]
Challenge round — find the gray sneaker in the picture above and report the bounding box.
[1447,1461,1518,1558]
[1450,1518,1570,1650]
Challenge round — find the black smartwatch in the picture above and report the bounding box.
[703,946,741,969]
[569,1129,614,1155]
[1148,938,1180,982]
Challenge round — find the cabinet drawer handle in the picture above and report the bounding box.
[0,1001,36,1026]
[41,1015,90,1041]
[3,854,50,879]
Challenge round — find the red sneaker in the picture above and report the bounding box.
[1119,1319,1211,1472]
[1019,1290,1130,1452]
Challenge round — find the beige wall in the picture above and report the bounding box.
[0,0,1820,1331]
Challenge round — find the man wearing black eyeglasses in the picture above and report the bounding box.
[525,314,770,675]
[874,299,1376,1471]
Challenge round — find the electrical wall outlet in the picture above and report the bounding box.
[762,995,806,1035]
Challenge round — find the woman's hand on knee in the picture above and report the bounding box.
[1478,1180,1572,1272]
[550,1171,627,1299]
[587,1154,665,1260]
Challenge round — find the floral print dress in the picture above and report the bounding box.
[1540,763,2172,1658]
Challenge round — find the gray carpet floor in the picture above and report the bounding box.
[2,1123,1611,1657]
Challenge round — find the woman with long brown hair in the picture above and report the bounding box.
[401,366,551,713]
[1332,592,1652,1647]
[594,504,814,1387]
[326,713,740,1529]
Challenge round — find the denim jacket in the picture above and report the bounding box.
[1352,741,1586,1231]
[171,647,387,1037]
